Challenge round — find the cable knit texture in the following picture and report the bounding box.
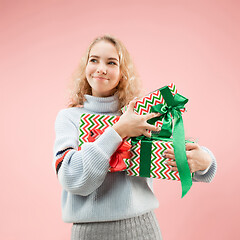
[53,94,217,223]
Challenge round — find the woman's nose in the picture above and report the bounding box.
[97,63,107,75]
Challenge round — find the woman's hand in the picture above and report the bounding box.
[164,142,212,173]
[113,98,160,139]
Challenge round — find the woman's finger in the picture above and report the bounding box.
[165,160,177,167]
[171,167,178,172]
[185,142,199,151]
[165,149,174,155]
[127,98,137,112]
[142,129,151,138]
[145,123,160,132]
[145,112,161,121]
[164,149,175,159]
[164,152,175,160]
[186,151,192,159]
[187,158,195,172]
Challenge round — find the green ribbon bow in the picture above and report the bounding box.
[131,86,192,198]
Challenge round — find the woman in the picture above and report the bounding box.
[53,35,217,240]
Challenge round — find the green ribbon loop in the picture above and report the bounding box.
[132,86,192,198]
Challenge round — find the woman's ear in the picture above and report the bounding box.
[121,75,126,80]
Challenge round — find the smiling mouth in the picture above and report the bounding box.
[93,76,108,80]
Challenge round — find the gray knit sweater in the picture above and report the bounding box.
[53,94,217,223]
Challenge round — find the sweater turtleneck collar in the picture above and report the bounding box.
[83,94,120,113]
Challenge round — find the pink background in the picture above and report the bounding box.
[1,0,239,239]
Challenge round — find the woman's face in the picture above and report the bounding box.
[85,40,121,97]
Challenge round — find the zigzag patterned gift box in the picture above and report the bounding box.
[78,113,120,148]
[121,83,186,128]
[124,138,180,180]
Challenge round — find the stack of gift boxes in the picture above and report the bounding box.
[78,83,192,197]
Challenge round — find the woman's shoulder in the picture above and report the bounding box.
[55,107,86,123]
[57,106,83,115]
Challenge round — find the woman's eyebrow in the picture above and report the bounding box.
[89,55,119,62]
[108,57,119,62]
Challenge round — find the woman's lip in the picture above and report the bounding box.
[93,76,107,80]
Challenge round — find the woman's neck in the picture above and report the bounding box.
[83,94,120,114]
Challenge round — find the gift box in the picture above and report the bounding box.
[124,138,180,181]
[78,113,120,147]
[121,83,186,130]
[79,113,131,172]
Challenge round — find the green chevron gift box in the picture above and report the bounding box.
[124,137,180,180]
[78,113,121,148]
[78,113,132,172]
[121,83,185,129]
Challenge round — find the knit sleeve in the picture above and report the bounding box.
[53,109,123,196]
[192,146,217,183]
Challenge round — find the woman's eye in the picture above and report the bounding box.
[108,61,117,65]
[90,59,97,63]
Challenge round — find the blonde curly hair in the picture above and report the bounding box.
[68,35,142,110]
